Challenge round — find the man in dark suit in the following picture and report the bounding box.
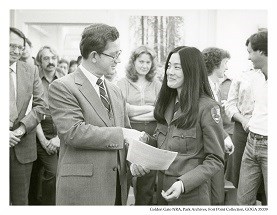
[48,23,146,205]
[9,27,46,205]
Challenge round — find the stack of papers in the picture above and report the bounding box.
[127,139,177,170]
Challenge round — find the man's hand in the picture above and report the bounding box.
[139,132,149,143]
[46,137,60,154]
[40,139,55,155]
[122,128,144,146]
[241,118,250,132]
[49,136,60,148]
[9,131,20,147]
[9,125,27,147]
[161,181,183,202]
[130,163,150,177]
[224,136,234,155]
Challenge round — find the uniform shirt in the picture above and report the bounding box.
[39,69,62,139]
[117,77,161,106]
[248,79,267,136]
[225,69,265,121]
[154,95,224,196]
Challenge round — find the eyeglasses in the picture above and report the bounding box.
[100,50,122,61]
[10,44,25,51]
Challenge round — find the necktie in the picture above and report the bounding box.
[10,69,18,128]
[96,78,110,112]
[217,88,222,104]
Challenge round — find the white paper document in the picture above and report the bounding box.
[127,139,178,170]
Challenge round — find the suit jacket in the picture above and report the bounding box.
[48,68,131,205]
[11,61,46,164]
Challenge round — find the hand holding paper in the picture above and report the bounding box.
[127,139,177,170]
[122,128,144,141]
[130,163,150,177]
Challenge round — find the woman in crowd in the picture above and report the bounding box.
[117,45,161,205]
[152,46,225,205]
[225,68,266,204]
[202,47,234,205]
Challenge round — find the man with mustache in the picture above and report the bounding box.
[30,46,62,205]
[9,27,46,205]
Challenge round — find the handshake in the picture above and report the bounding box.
[122,128,150,177]
[122,128,149,146]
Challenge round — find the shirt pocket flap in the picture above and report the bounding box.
[172,127,197,138]
[60,164,94,176]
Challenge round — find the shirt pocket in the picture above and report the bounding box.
[171,127,197,155]
[154,124,168,148]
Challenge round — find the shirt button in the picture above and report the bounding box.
[113,167,117,171]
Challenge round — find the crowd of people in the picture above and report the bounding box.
[9,23,268,206]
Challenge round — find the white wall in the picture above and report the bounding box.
[216,10,267,78]
[12,9,267,79]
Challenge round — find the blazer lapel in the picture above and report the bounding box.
[74,69,112,126]
[16,62,31,113]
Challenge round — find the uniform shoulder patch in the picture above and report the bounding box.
[211,106,221,123]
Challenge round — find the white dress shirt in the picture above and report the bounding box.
[208,76,220,102]
[79,64,107,97]
[248,78,268,136]
[10,62,17,99]
[224,70,265,121]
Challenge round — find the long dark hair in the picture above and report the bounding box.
[154,46,213,129]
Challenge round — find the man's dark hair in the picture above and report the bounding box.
[25,37,32,48]
[79,23,119,59]
[69,60,78,68]
[36,46,59,65]
[246,31,268,56]
[10,27,26,46]
[76,56,82,65]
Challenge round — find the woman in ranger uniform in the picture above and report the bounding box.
[152,46,225,205]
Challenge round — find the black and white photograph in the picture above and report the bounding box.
[1,0,276,214]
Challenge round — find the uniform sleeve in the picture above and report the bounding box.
[48,79,125,150]
[178,103,225,193]
[20,66,46,133]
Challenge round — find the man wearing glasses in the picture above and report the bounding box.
[9,27,46,205]
[48,23,148,205]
